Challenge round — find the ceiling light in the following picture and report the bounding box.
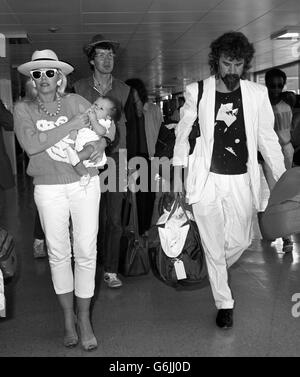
[48,27,60,33]
[271,26,300,40]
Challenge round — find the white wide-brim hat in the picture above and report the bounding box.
[17,49,74,77]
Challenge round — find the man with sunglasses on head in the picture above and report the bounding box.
[74,34,148,289]
[173,32,286,329]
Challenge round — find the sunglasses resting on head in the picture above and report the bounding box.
[30,68,58,79]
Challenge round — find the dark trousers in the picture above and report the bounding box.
[136,190,155,235]
[34,206,45,240]
[0,187,5,228]
[97,190,124,273]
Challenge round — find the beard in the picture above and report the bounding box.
[221,74,240,91]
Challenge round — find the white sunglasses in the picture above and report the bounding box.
[30,68,58,79]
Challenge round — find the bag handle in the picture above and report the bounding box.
[128,179,140,240]
[195,80,203,131]
[166,194,191,225]
[177,196,193,226]
[166,195,181,222]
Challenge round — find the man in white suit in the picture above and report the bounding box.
[173,32,285,329]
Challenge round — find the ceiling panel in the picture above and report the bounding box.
[142,11,207,23]
[0,0,13,12]
[0,14,19,23]
[81,23,138,34]
[200,10,270,27]
[135,22,194,33]
[81,0,152,12]
[82,12,144,24]
[15,13,81,25]
[149,0,222,12]
[274,0,300,11]
[7,0,81,13]
[238,11,300,41]
[215,0,284,11]
[19,24,84,34]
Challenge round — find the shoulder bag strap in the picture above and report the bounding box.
[195,80,203,125]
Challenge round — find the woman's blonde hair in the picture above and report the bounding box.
[27,70,67,99]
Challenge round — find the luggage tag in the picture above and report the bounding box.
[174,259,187,280]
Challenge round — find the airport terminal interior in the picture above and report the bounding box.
[1,0,300,357]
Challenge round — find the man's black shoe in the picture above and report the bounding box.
[216,309,233,329]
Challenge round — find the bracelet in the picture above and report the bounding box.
[281,140,291,146]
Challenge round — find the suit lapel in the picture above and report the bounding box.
[240,79,255,147]
[202,76,216,145]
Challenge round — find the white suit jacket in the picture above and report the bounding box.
[173,76,286,209]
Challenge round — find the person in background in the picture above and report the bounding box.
[0,100,15,227]
[258,68,294,252]
[14,49,106,351]
[173,31,285,329]
[170,96,185,123]
[125,78,162,234]
[74,34,148,289]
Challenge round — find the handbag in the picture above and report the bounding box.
[0,227,17,280]
[154,80,203,158]
[149,195,207,289]
[119,184,150,277]
[154,123,176,160]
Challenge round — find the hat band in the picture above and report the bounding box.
[33,58,58,62]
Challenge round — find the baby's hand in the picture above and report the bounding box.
[69,129,78,140]
[88,109,98,124]
[91,117,107,136]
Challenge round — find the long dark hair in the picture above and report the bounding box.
[208,31,255,79]
[125,78,148,105]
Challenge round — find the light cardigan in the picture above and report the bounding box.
[14,93,99,185]
[173,76,286,209]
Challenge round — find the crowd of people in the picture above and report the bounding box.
[1,29,299,347]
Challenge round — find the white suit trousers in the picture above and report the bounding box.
[192,173,253,309]
[34,176,100,298]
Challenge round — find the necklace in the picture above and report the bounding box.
[37,95,62,117]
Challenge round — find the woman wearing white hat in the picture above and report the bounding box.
[14,49,104,351]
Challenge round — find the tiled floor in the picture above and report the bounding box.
[1,172,300,357]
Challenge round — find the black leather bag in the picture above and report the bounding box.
[0,227,17,280]
[149,196,207,289]
[119,189,150,277]
[154,80,203,159]
[154,124,176,160]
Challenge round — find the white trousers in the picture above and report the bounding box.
[192,173,253,309]
[34,176,100,298]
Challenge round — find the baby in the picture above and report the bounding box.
[65,96,116,186]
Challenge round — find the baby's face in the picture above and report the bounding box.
[93,98,115,120]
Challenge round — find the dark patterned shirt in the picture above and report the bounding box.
[210,87,248,174]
